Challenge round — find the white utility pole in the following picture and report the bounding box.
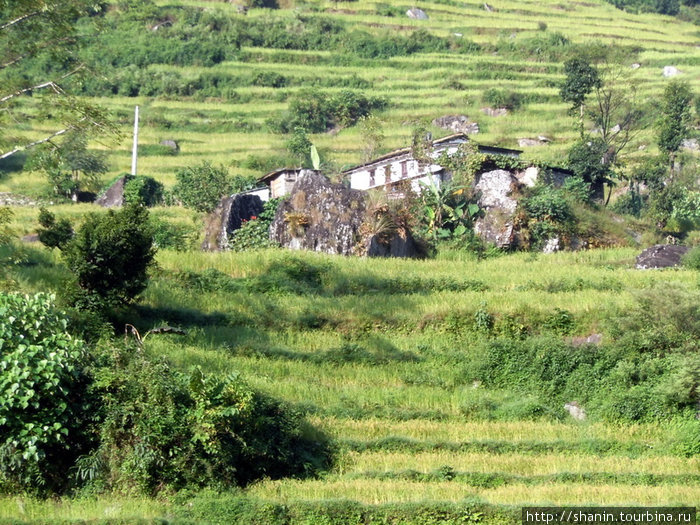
[131,105,139,176]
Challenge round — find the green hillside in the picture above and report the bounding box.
[0,0,698,194]
[1,0,700,522]
[1,246,700,522]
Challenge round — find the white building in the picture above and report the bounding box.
[342,133,522,193]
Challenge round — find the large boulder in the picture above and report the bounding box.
[636,244,689,269]
[406,7,428,19]
[367,231,424,258]
[202,193,264,251]
[96,176,128,207]
[270,171,367,256]
[473,169,520,248]
[432,115,479,135]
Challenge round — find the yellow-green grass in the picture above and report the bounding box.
[311,417,677,445]
[334,450,700,476]
[2,0,697,197]
[0,497,171,522]
[245,478,700,505]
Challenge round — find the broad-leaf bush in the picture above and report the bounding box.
[93,346,333,493]
[0,293,94,493]
[63,204,155,311]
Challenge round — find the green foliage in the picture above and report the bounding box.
[473,287,700,423]
[173,162,256,213]
[524,189,573,223]
[286,127,313,168]
[30,132,108,199]
[657,79,694,157]
[0,207,13,247]
[567,138,612,186]
[93,346,332,493]
[37,208,73,250]
[482,88,523,110]
[230,198,282,252]
[123,175,164,207]
[562,176,592,204]
[682,246,700,270]
[277,89,386,133]
[605,0,681,15]
[560,57,601,113]
[611,184,644,217]
[0,293,93,493]
[62,204,155,311]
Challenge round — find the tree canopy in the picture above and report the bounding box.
[0,1,115,160]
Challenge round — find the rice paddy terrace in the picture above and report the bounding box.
[1,0,698,195]
[1,247,699,522]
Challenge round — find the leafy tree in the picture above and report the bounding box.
[37,207,73,249]
[286,127,313,168]
[173,162,235,213]
[0,1,117,160]
[0,293,94,492]
[31,131,108,200]
[657,79,694,163]
[123,175,164,206]
[560,57,601,138]
[359,115,385,163]
[63,204,155,311]
[567,138,613,200]
[0,206,12,246]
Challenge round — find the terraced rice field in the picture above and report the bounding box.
[1,0,698,197]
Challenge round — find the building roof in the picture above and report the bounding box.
[258,168,301,183]
[341,133,522,174]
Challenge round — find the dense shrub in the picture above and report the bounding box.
[275,89,387,133]
[173,163,256,213]
[123,175,164,206]
[37,207,74,250]
[230,198,282,251]
[482,88,523,110]
[92,346,332,492]
[63,204,155,311]
[0,293,94,493]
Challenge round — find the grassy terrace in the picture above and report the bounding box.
[1,0,698,198]
[2,243,700,521]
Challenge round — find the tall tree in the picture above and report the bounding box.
[560,57,601,138]
[0,1,115,160]
[657,79,694,168]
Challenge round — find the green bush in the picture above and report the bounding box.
[173,162,234,213]
[229,198,282,252]
[63,204,155,311]
[37,207,73,250]
[123,175,164,206]
[277,89,386,133]
[482,88,523,110]
[682,246,700,270]
[0,293,93,493]
[93,346,333,493]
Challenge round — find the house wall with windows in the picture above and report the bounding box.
[343,133,522,194]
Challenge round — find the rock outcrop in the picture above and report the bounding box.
[366,231,423,258]
[481,107,508,117]
[160,139,179,152]
[662,66,680,77]
[96,176,128,207]
[473,169,520,248]
[271,171,367,256]
[636,244,689,269]
[432,115,479,135]
[406,7,429,19]
[201,193,264,251]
